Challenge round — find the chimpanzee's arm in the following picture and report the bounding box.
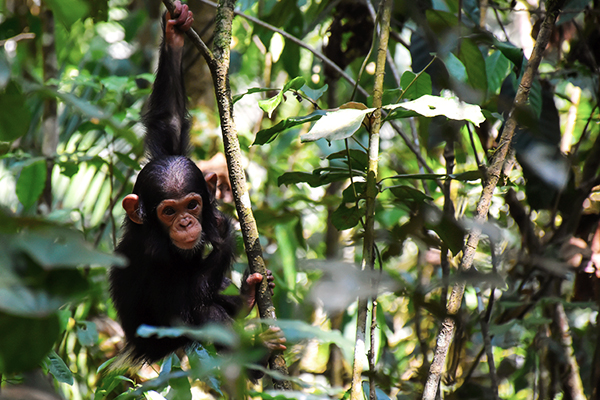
[143,1,194,159]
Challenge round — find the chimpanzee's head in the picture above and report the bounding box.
[122,156,219,252]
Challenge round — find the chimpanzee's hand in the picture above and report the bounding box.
[241,270,276,312]
[165,1,194,49]
[259,326,287,351]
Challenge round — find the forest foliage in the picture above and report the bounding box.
[1,0,600,399]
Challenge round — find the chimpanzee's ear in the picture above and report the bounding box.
[122,194,143,224]
[204,172,218,200]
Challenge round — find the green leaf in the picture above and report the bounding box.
[168,369,192,400]
[0,51,9,90]
[0,82,32,142]
[400,71,432,100]
[486,50,511,96]
[76,321,99,347]
[233,87,272,104]
[58,161,80,178]
[258,77,305,118]
[115,152,141,170]
[301,108,375,142]
[137,324,238,348]
[0,312,60,374]
[457,38,488,95]
[384,95,485,126]
[44,0,89,28]
[283,76,305,91]
[300,83,328,101]
[16,159,47,209]
[388,186,432,204]
[253,111,325,145]
[384,170,481,181]
[327,149,368,172]
[331,203,362,230]
[278,168,356,188]
[424,206,465,256]
[444,53,468,83]
[258,95,283,118]
[275,224,297,290]
[14,227,126,269]
[46,350,74,385]
[493,39,524,69]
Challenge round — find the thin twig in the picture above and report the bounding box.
[199,0,369,98]
[350,0,392,398]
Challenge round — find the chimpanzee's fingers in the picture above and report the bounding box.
[174,3,189,26]
[180,11,194,31]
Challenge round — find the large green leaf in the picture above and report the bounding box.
[457,38,488,95]
[0,82,32,142]
[486,50,511,95]
[46,350,74,385]
[278,167,362,188]
[331,203,363,230]
[44,0,89,28]
[13,227,126,269]
[400,71,432,100]
[0,312,60,374]
[16,159,47,209]
[327,149,368,172]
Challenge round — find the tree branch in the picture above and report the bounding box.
[350,0,392,398]
[161,0,291,388]
[421,2,566,398]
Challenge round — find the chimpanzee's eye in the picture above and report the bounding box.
[163,207,176,216]
[188,200,198,210]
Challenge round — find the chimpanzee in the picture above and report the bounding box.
[109,1,284,365]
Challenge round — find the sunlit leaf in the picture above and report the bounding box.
[385,95,485,126]
[258,77,305,118]
[301,108,375,142]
